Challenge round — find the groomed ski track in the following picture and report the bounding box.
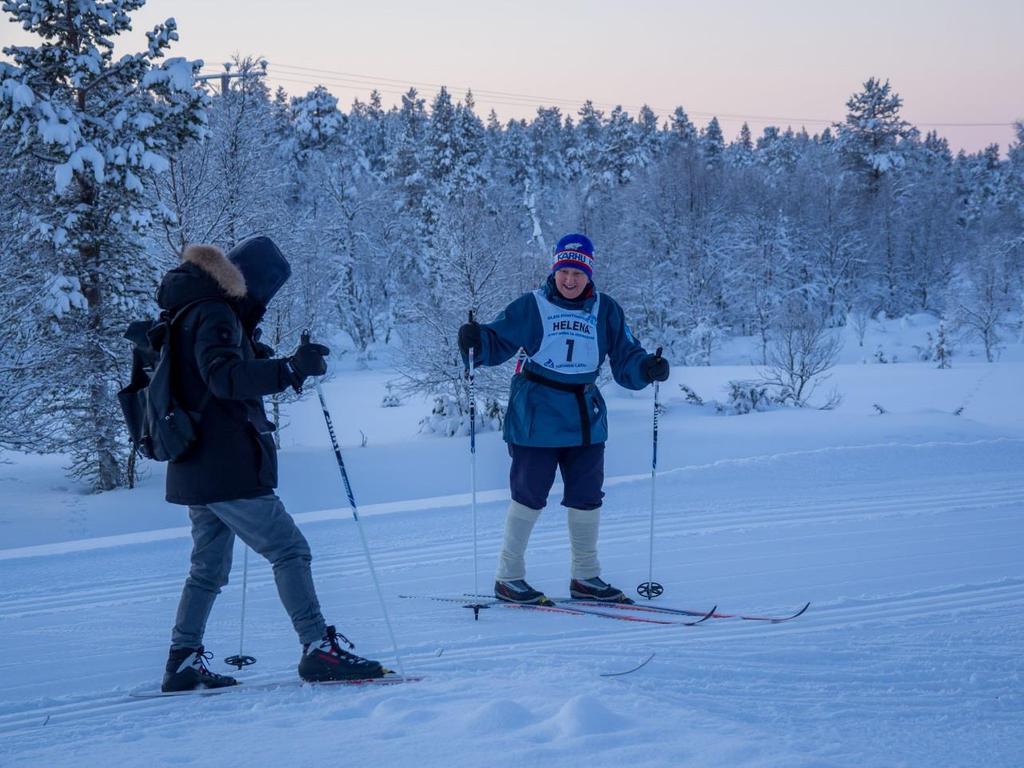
[1,438,1022,767]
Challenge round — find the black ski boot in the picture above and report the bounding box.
[495,579,553,605]
[162,646,239,692]
[299,625,385,682]
[570,577,634,604]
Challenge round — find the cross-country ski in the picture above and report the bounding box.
[129,672,422,699]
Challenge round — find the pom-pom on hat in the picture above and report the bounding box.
[551,233,594,279]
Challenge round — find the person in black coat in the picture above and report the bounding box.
[157,240,384,692]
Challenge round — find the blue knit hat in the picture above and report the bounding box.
[552,233,594,279]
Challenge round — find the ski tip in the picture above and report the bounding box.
[600,652,656,678]
[685,605,717,626]
[771,601,811,623]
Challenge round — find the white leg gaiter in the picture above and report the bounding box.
[567,507,602,579]
[495,501,542,581]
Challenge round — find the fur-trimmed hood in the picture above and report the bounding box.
[157,243,247,315]
[181,244,247,298]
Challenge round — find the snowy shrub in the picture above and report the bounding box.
[721,380,774,415]
[680,381,781,416]
[848,306,872,348]
[418,394,500,437]
[678,384,704,406]
[483,397,505,430]
[935,324,953,369]
[682,321,722,366]
[381,382,402,408]
[761,308,843,408]
[945,250,1014,363]
[916,324,953,368]
[913,333,935,362]
[873,346,888,364]
[419,395,462,437]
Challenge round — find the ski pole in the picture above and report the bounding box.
[465,311,489,621]
[637,347,665,600]
[225,545,257,669]
[468,311,479,598]
[304,331,408,679]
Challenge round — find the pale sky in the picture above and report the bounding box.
[2,0,1022,153]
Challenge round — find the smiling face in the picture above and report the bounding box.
[554,267,590,300]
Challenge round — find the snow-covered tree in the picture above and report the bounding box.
[835,77,915,190]
[700,117,725,169]
[946,246,1014,362]
[761,301,842,408]
[0,0,206,489]
[726,121,755,168]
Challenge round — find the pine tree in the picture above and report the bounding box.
[290,85,343,156]
[385,87,428,219]
[835,77,915,190]
[935,322,951,368]
[636,104,661,163]
[726,122,755,167]
[1006,122,1024,218]
[667,106,697,149]
[424,86,458,192]
[0,0,206,489]
[700,117,725,169]
[604,105,641,184]
[529,106,567,189]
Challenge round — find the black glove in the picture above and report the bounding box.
[458,321,482,357]
[286,340,330,389]
[641,353,670,383]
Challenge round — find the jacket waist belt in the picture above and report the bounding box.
[521,368,591,446]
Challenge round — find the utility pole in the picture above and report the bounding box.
[196,59,268,94]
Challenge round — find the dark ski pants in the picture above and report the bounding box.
[509,442,605,511]
[170,494,326,650]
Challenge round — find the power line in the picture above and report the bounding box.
[201,60,1018,129]
[264,61,1019,128]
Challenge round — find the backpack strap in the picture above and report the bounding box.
[166,297,235,416]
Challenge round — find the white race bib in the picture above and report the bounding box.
[529,290,600,375]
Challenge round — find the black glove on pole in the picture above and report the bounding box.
[638,347,665,600]
[458,320,481,359]
[286,336,330,391]
[642,351,670,383]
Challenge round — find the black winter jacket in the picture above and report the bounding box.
[157,246,295,505]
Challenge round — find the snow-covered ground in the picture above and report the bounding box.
[1,316,1022,767]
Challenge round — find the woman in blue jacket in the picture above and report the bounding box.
[459,234,669,605]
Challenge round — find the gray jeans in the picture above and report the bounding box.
[171,494,326,649]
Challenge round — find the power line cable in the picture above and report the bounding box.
[266,61,1018,128]
[201,59,1017,129]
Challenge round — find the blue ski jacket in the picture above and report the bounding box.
[469,276,652,447]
